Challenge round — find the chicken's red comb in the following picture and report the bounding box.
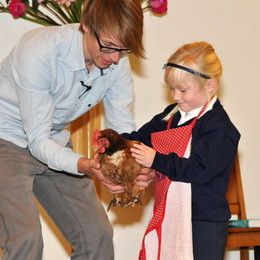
[92,129,101,147]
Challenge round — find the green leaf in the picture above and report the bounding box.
[32,0,40,10]
[1,0,161,27]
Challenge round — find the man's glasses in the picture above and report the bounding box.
[94,31,131,55]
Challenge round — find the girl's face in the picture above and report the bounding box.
[169,76,209,112]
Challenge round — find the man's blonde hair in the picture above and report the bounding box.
[80,0,144,57]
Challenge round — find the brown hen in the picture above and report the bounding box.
[94,128,144,211]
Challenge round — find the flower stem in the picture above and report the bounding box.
[26,6,60,25]
[42,2,69,24]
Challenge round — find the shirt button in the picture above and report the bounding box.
[88,104,91,107]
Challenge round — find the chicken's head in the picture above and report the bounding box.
[92,129,109,154]
[95,128,127,155]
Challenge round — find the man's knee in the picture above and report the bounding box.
[1,227,43,260]
[74,218,113,245]
[22,227,44,249]
[98,219,114,245]
[70,219,113,259]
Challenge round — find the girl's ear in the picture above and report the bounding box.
[205,79,218,96]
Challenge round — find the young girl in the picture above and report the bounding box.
[122,41,241,260]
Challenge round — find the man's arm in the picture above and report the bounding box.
[13,47,82,174]
[102,57,136,134]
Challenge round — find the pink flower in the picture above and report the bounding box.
[8,0,27,18]
[149,0,167,14]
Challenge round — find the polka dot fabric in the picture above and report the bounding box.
[139,105,206,260]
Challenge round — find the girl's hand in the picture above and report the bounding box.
[131,143,156,168]
[135,167,156,188]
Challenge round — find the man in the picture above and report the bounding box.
[0,0,153,259]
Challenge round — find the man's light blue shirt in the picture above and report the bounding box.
[0,24,136,174]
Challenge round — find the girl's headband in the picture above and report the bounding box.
[163,62,211,79]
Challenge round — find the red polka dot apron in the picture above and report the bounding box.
[139,105,207,260]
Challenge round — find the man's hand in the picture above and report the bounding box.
[77,157,125,194]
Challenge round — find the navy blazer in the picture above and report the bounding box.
[122,99,240,221]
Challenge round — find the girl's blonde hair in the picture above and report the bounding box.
[164,42,222,87]
[79,0,144,57]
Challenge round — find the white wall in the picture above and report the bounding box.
[1,0,260,259]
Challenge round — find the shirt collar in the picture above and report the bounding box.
[179,106,202,121]
[178,96,217,125]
